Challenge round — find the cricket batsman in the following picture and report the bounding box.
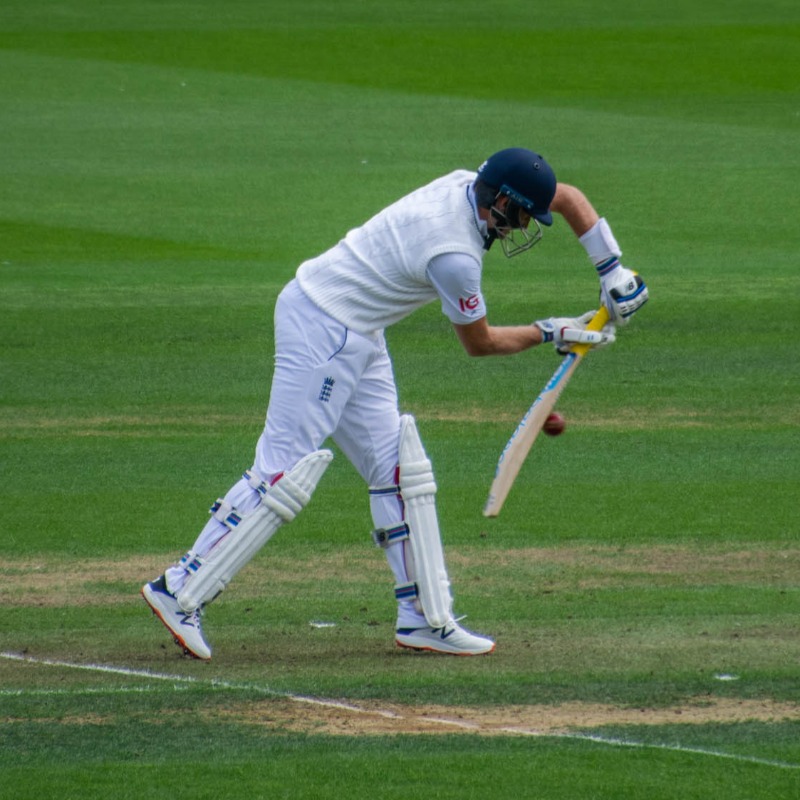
[142,147,648,659]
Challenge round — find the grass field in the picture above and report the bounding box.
[1,1,799,798]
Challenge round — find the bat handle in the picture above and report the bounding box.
[570,306,610,357]
[587,305,611,331]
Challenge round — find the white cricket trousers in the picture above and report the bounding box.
[255,279,401,485]
[166,279,424,626]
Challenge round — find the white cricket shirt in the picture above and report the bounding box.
[296,170,489,334]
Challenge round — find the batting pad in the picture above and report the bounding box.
[397,415,453,628]
[177,449,333,611]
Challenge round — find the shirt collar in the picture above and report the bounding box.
[468,182,496,250]
[467,182,489,237]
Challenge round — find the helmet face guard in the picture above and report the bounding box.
[491,208,543,257]
[491,183,544,256]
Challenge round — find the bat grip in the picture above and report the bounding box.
[570,306,610,357]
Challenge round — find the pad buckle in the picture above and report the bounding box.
[371,523,410,549]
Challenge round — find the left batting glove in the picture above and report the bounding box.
[597,260,649,325]
[535,311,616,355]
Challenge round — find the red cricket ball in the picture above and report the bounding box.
[543,411,566,436]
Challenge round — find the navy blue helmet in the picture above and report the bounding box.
[474,148,557,257]
[476,148,556,226]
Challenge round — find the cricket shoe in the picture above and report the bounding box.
[395,620,495,656]
[141,575,211,660]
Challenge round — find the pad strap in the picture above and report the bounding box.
[209,499,242,530]
[394,582,418,602]
[243,469,270,497]
[179,550,204,574]
[369,483,401,498]
[372,523,410,548]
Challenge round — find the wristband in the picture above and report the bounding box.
[579,218,621,269]
[595,255,621,278]
[533,320,554,343]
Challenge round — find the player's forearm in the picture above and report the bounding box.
[550,182,600,237]
[486,324,544,355]
[553,183,649,324]
[455,320,543,357]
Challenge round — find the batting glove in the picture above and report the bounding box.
[535,311,616,355]
[597,259,649,325]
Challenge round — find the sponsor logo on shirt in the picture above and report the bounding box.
[458,294,480,313]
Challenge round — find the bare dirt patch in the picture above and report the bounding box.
[3,548,798,738]
[456,546,800,589]
[2,404,796,438]
[209,696,800,736]
[0,556,169,607]
[2,545,798,607]
[420,405,798,430]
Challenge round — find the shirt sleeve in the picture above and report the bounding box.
[426,252,487,325]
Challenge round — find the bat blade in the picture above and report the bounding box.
[482,306,610,518]
[482,352,580,517]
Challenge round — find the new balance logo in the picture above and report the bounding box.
[433,626,456,640]
[318,377,335,402]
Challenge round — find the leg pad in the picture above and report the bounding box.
[176,449,333,611]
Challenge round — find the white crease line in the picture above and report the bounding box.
[0,685,192,697]
[3,652,798,770]
[0,651,392,715]
[499,728,800,771]
[291,695,402,719]
[422,717,482,730]
[1,652,205,685]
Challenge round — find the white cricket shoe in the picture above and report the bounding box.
[141,575,212,660]
[396,620,495,656]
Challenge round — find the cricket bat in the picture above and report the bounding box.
[483,306,610,517]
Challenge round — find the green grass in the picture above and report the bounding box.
[3,719,797,800]
[1,0,799,797]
